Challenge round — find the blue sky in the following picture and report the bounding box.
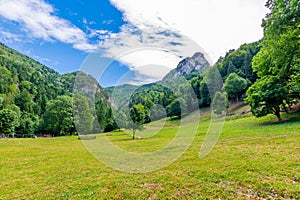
[0,0,268,87]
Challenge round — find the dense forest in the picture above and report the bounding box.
[0,0,299,138]
[0,43,117,137]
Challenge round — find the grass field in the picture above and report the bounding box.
[0,108,300,199]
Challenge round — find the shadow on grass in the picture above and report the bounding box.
[259,114,300,126]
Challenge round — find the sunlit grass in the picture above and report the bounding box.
[0,110,299,199]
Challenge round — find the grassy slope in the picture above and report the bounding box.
[0,109,299,199]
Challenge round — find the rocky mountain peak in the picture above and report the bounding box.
[163,52,210,80]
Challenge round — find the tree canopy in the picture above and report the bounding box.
[245,0,300,120]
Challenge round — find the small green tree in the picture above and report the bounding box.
[224,73,248,102]
[245,76,289,121]
[73,94,94,134]
[166,99,182,118]
[0,109,19,137]
[199,81,211,107]
[212,92,229,115]
[129,104,146,140]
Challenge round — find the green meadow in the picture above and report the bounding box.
[1,107,299,200]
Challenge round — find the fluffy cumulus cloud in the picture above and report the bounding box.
[0,0,102,52]
[108,0,268,62]
[100,0,268,83]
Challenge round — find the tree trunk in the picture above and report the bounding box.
[132,129,135,140]
[275,109,282,121]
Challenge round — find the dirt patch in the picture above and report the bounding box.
[140,183,160,190]
[237,187,262,200]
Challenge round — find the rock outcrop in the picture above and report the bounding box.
[163,52,210,80]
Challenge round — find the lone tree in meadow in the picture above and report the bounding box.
[129,104,146,140]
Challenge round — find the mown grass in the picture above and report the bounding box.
[0,109,299,199]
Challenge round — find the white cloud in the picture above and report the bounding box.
[116,49,181,80]
[0,0,100,52]
[0,30,22,43]
[109,0,268,62]
[100,25,210,83]
[97,0,269,84]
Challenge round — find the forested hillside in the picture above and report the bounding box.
[109,41,261,124]
[0,43,117,137]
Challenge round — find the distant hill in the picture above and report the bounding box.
[0,43,117,137]
[106,84,137,108]
[163,52,210,80]
[0,43,62,112]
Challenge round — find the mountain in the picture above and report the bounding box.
[0,42,118,137]
[163,52,210,80]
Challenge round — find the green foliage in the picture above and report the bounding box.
[95,99,117,133]
[106,84,138,107]
[114,110,128,130]
[6,104,21,118]
[203,67,223,98]
[246,0,300,120]
[15,90,35,113]
[15,112,39,137]
[166,99,182,118]
[129,104,146,139]
[150,104,166,121]
[199,81,211,107]
[0,97,3,109]
[224,73,248,102]
[0,43,118,137]
[0,109,19,137]
[246,76,291,121]
[0,66,13,94]
[212,92,229,115]
[73,94,94,134]
[216,42,261,83]
[42,96,75,136]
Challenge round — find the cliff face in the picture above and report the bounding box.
[163,52,210,80]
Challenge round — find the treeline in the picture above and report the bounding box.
[0,43,117,137]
